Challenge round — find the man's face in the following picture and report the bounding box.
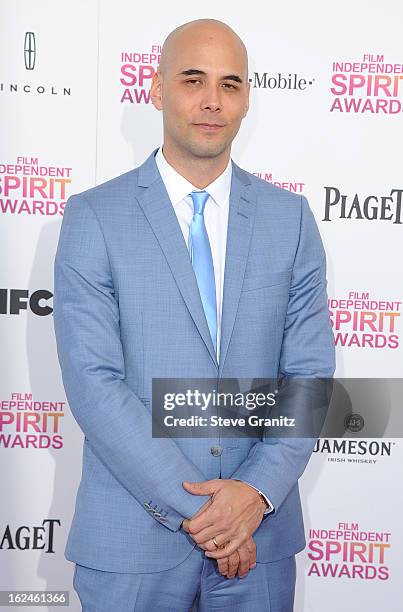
[151,27,250,161]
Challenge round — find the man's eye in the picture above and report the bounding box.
[186,79,201,85]
[222,83,237,89]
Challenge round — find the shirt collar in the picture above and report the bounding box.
[155,145,232,208]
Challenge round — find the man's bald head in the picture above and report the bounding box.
[159,19,248,82]
[150,18,250,176]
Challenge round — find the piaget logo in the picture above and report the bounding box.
[323,186,403,223]
[0,519,61,552]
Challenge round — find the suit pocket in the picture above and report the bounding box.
[241,269,292,292]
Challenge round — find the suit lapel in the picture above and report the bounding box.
[134,150,257,373]
[135,149,218,368]
[219,162,257,373]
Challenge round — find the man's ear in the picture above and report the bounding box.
[150,69,163,110]
[242,81,250,118]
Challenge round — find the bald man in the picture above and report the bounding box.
[54,17,335,612]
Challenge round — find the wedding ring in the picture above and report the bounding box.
[212,537,227,550]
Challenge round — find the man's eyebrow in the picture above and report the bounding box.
[178,68,243,83]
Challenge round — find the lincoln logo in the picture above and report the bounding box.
[24,32,36,70]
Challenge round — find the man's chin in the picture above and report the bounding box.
[187,140,229,159]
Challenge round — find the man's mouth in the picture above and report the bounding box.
[193,123,225,132]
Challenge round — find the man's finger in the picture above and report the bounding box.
[189,526,229,545]
[186,508,216,535]
[182,498,213,533]
[217,557,229,576]
[190,498,213,520]
[205,538,241,560]
[237,545,251,578]
[245,537,257,567]
[182,480,220,496]
[227,552,240,579]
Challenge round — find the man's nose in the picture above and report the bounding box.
[200,85,222,112]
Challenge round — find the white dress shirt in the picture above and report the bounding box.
[155,146,274,515]
[155,145,230,364]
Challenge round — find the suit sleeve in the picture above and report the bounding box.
[230,195,335,512]
[53,194,210,532]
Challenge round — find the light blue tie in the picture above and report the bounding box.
[188,190,217,355]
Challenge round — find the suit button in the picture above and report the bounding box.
[210,445,222,457]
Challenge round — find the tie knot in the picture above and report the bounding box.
[190,190,210,215]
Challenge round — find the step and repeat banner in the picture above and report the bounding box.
[1,1,402,610]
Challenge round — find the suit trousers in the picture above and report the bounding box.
[72,546,296,611]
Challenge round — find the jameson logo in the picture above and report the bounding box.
[314,439,393,457]
[323,187,403,223]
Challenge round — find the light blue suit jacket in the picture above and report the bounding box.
[53,148,335,573]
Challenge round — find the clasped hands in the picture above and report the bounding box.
[181,479,268,579]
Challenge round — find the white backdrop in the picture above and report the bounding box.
[1,1,402,610]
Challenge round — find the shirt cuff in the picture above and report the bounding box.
[237,480,275,514]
